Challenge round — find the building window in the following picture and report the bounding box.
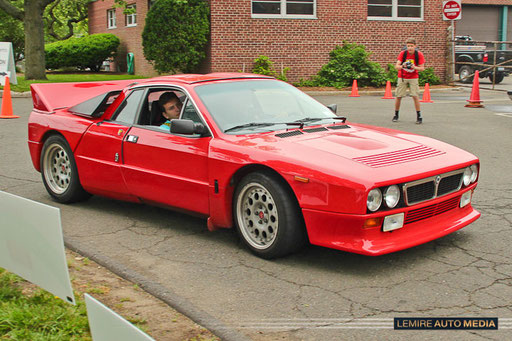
[107,9,116,29]
[125,4,137,27]
[368,0,423,21]
[251,0,316,18]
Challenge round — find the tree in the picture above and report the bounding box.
[0,0,124,79]
[45,0,89,41]
[0,0,58,79]
[142,0,209,74]
[0,2,24,62]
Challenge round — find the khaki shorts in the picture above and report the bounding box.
[396,78,419,98]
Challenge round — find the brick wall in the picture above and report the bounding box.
[88,0,158,76]
[210,1,450,82]
[89,0,450,82]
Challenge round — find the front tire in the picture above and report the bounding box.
[40,135,90,203]
[233,171,307,259]
[459,65,474,83]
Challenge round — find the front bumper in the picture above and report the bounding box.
[302,187,480,256]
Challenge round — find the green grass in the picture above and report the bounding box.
[1,73,145,93]
[0,267,91,341]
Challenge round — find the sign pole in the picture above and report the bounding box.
[451,19,455,83]
[443,0,462,83]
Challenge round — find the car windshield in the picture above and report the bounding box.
[194,80,336,134]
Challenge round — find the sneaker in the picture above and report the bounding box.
[392,115,399,122]
[416,117,423,124]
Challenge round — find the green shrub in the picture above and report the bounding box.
[45,34,120,71]
[315,42,386,88]
[252,55,289,81]
[294,77,321,87]
[386,64,441,86]
[419,67,441,86]
[142,0,209,73]
[385,63,398,84]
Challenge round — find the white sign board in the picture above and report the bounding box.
[0,191,75,305]
[85,294,155,341]
[443,0,462,21]
[0,42,17,86]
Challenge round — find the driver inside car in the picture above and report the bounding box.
[158,92,183,131]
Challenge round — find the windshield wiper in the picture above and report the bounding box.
[294,116,347,124]
[224,122,303,133]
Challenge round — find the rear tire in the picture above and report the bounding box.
[40,135,90,203]
[233,171,307,259]
[459,65,474,83]
[489,73,504,84]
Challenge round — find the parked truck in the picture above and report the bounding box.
[455,35,512,84]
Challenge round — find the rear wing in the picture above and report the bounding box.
[30,79,143,112]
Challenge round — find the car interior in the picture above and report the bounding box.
[136,88,204,128]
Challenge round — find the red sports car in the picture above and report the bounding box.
[28,73,480,259]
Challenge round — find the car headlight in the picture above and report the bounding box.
[384,185,400,208]
[367,188,382,212]
[463,167,472,186]
[470,164,478,183]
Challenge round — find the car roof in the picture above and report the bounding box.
[138,73,274,86]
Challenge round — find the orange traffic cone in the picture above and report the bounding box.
[382,81,394,99]
[349,80,360,97]
[465,71,484,108]
[0,77,19,119]
[420,83,434,103]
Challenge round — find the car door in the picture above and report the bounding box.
[74,89,145,201]
[121,89,211,215]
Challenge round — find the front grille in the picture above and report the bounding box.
[403,169,465,205]
[407,182,435,203]
[275,130,303,138]
[405,196,460,224]
[438,173,463,196]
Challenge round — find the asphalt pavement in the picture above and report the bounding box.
[1,83,512,341]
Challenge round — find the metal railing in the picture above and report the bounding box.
[450,40,512,89]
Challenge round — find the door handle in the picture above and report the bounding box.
[126,135,139,143]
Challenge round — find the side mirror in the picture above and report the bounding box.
[170,119,207,135]
[327,104,337,114]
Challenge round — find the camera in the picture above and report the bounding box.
[404,61,413,69]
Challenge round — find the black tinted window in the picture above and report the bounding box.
[113,90,144,124]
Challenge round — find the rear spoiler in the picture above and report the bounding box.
[30,79,144,112]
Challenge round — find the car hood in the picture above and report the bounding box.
[294,127,442,165]
[222,123,478,185]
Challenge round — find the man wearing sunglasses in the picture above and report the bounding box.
[158,92,183,130]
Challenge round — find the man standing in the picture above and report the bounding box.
[393,38,425,124]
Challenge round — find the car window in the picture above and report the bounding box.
[195,80,334,133]
[112,89,144,124]
[253,89,302,120]
[180,99,203,124]
[139,89,185,128]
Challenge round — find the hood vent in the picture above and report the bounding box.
[352,145,445,168]
[275,130,304,138]
[303,127,328,133]
[327,125,351,130]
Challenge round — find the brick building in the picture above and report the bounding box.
[89,1,452,81]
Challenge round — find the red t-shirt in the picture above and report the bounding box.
[397,50,425,79]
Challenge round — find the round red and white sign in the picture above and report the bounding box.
[443,0,461,21]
